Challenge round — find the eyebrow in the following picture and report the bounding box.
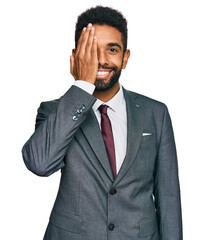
[108,42,122,50]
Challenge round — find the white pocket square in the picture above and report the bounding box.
[142,133,152,136]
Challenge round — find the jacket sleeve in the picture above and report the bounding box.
[22,85,96,177]
[153,106,183,240]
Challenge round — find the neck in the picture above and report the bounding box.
[93,82,120,102]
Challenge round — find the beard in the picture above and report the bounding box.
[94,66,122,92]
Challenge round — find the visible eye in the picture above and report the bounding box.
[109,48,118,54]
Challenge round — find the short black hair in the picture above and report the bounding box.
[75,6,128,52]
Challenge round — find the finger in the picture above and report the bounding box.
[70,55,75,78]
[70,55,73,74]
[91,35,98,63]
[78,23,93,56]
[85,26,95,57]
[75,27,86,56]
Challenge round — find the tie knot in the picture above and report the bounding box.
[98,104,108,114]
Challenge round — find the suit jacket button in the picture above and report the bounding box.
[75,112,81,117]
[72,115,78,121]
[73,112,81,121]
[110,188,117,195]
[77,104,85,113]
[108,223,115,231]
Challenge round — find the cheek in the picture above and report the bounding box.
[108,55,123,69]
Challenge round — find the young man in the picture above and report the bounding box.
[22,6,182,240]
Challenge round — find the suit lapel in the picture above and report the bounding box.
[80,110,114,182]
[113,88,144,186]
[77,88,143,185]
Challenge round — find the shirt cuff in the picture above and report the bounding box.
[73,80,95,95]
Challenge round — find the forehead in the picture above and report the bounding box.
[93,24,123,46]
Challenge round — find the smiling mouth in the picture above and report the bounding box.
[96,70,112,79]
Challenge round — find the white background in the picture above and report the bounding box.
[0,0,203,239]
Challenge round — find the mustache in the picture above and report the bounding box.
[98,66,117,71]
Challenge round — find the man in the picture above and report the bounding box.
[22,6,182,240]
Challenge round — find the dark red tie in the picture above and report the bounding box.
[98,105,117,179]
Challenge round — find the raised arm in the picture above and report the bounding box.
[22,23,98,177]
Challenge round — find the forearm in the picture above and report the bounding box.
[22,85,96,176]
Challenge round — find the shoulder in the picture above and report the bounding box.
[34,99,60,130]
[37,98,60,115]
[123,88,167,113]
[123,89,172,136]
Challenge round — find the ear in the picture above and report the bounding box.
[122,49,130,69]
[72,49,76,57]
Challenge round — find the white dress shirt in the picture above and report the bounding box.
[74,80,127,174]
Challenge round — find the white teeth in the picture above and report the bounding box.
[97,71,109,76]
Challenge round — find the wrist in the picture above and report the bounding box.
[74,80,95,95]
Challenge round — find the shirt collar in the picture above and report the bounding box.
[92,85,125,113]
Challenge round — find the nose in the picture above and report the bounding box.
[97,50,109,66]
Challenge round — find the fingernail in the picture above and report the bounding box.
[88,23,92,28]
[91,27,94,32]
[83,27,86,32]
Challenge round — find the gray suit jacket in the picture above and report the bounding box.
[22,86,182,240]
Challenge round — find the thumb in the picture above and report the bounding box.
[70,55,75,78]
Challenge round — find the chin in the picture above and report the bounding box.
[95,79,119,92]
[95,71,121,92]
